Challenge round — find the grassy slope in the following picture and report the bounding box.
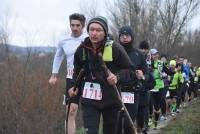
[76,99,200,134]
[161,99,200,134]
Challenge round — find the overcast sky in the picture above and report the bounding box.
[1,0,200,47]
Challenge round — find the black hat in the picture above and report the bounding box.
[87,16,108,36]
[139,41,149,50]
[119,26,134,38]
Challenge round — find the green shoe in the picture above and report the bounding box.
[148,118,153,127]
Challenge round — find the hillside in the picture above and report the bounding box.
[0,44,56,57]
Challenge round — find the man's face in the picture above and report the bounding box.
[183,59,188,64]
[88,23,105,44]
[140,49,148,53]
[70,20,83,37]
[139,49,149,55]
[178,58,184,64]
[161,57,167,63]
[119,34,132,44]
[188,62,192,67]
[151,53,159,60]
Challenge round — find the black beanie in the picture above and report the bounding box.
[87,16,108,36]
[119,26,134,52]
[139,41,149,50]
[119,26,134,38]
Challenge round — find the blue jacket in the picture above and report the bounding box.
[182,64,190,81]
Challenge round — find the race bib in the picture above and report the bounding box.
[166,91,170,97]
[67,67,74,79]
[194,77,198,82]
[82,82,102,100]
[150,88,159,92]
[121,92,134,104]
[146,53,151,65]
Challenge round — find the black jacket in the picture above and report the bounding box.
[120,47,149,92]
[71,37,135,109]
[139,73,155,106]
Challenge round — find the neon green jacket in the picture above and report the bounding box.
[195,68,200,82]
[197,68,200,77]
[153,60,164,90]
[169,71,184,90]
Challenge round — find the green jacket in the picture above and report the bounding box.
[169,71,184,90]
[195,68,200,82]
[153,60,164,90]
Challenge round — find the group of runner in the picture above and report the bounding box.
[48,13,200,134]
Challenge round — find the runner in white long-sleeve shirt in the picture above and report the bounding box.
[49,13,87,134]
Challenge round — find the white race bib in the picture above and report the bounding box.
[166,91,170,97]
[82,82,102,100]
[67,67,74,79]
[194,77,198,82]
[121,92,134,104]
[150,89,159,92]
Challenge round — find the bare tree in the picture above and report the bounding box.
[0,10,10,56]
[107,0,141,29]
[106,0,199,51]
[80,0,100,21]
[0,10,65,133]
[157,0,199,51]
[138,0,160,46]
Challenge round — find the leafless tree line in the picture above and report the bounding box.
[0,14,66,134]
[81,0,200,65]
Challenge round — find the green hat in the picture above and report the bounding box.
[170,60,176,66]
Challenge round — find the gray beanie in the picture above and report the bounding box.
[87,16,108,36]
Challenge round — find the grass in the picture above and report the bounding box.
[76,127,86,134]
[160,99,200,134]
[75,117,103,134]
[76,99,200,134]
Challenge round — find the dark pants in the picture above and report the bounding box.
[149,93,153,117]
[160,87,168,115]
[82,103,120,134]
[137,91,150,130]
[181,82,189,102]
[188,82,198,98]
[150,89,163,123]
[137,104,149,130]
[176,85,183,109]
[116,93,139,134]
[65,78,80,104]
[125,93,139,122]
[151,90,163,111]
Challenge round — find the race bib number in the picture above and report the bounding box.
[67,67,74,79]
[82,82,102,100]
[121,92,134,104]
